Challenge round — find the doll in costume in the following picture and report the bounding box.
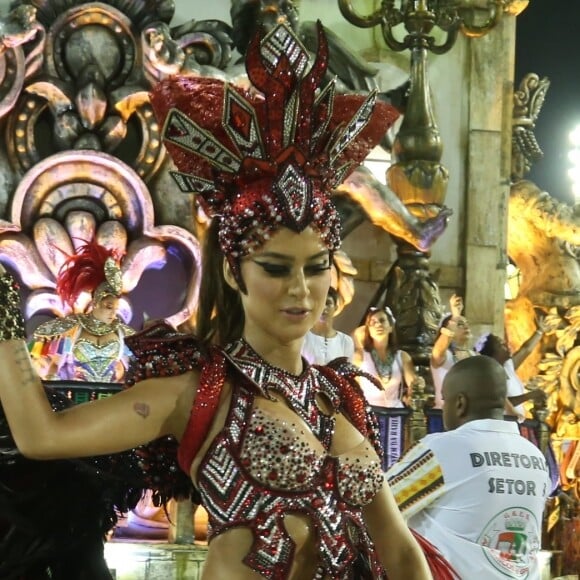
[0,22,457,579]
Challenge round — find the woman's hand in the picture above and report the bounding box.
[449,293,463,318]
[534,314,548,335]
[0,263,6,275]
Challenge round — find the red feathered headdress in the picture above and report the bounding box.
[56,241,123,309]
[150,22,399,269]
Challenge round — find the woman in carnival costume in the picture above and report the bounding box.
[30,241,135,383]
[0,22,457,579]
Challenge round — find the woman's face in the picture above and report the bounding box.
[452,316,471,345]
[490,335,510,363]
[238,226,331,348]
[367,311,393,343]
[92,295,119,324]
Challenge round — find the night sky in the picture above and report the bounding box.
[515,3,580,203]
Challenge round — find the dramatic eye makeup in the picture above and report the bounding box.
[251,251,330,278]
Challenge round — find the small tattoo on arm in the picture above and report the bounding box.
[133,402,150,419]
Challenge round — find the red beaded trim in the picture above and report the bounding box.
[177,347,227,473]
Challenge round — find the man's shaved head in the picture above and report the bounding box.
[442,356,507,430]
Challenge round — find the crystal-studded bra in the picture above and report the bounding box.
[179,339,386,579]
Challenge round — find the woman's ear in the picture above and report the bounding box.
[223,258,239,291]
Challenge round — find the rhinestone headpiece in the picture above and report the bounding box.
[150,22,399,270]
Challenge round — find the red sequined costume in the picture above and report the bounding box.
[126,324,387,579]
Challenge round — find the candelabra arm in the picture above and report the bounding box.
[428,29,459,54]
[338,0,384,28]
[381,24,410,52]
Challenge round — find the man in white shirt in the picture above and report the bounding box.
[387,356,550,579]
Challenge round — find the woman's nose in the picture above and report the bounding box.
[288,269,309,297]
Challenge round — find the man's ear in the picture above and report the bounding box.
[223,258,239,291]
[456,392,468,417]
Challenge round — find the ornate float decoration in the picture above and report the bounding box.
[0,1,241,329]
[508,72,580,574]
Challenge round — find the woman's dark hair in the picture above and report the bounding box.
[196,219,244,346]
[362,306,397,352]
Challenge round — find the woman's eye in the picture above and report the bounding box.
[254,262,291,276]
[304,264,331,276]
[253,261,330,277]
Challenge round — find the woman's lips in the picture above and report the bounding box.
[281,307,310,319]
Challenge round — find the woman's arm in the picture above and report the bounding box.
[363,481,432,580]
[0,264,198,459]
[511,324,544,369]
[430,325,454,368]
[432,295,463,368]
[0,335,198,459]
[508,389,546,408]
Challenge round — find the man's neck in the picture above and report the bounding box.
[462,410,505,424]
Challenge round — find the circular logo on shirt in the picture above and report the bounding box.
[478,507,540,578]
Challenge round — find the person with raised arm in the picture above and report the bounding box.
[430,294,475,409]
[474,319,548,419]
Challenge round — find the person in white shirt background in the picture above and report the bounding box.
[301,286,355,365]
[430,294,475,409]
[387,356,551,579]
[474,319,547,420]
[354,306,425,408]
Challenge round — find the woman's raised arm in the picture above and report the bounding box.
[0,338,198,459]
[0,266,198,460]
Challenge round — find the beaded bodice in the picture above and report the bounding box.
[227,339,337,448]
[32,315,134,383]
[192,339,385,579]
[71,338,127,382]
